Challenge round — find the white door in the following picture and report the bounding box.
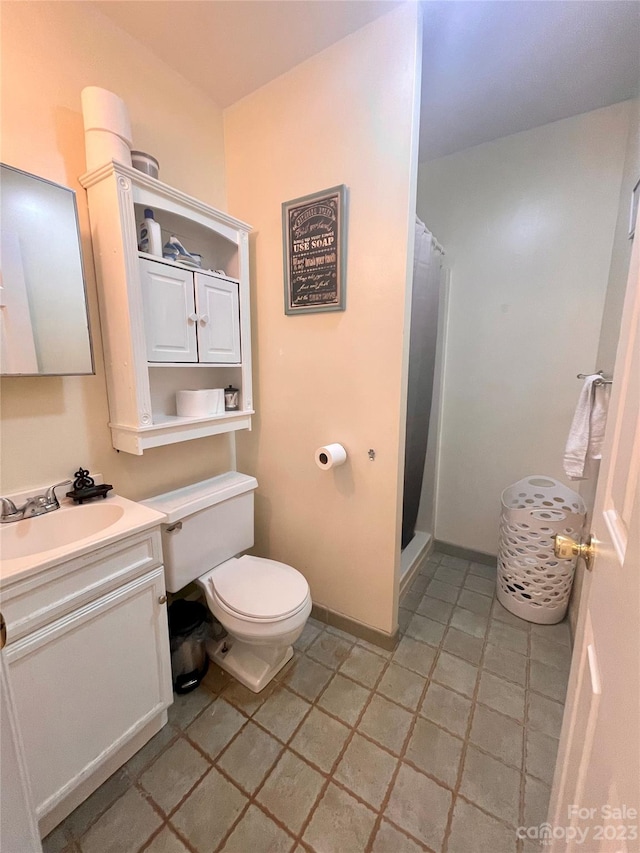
[195,272,241,364]
[5,569,172,820]
[0,615,42,853]
[140,258,197,363]
[548,229,640,850]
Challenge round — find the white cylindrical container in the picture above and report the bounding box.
[138,209,162,257]
[176,389,225,418]
[81,87,133,143]
[83,129,132,170]
[315,443,347,470]
[131,151,160,179]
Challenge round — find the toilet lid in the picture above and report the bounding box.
[212,555,309,619]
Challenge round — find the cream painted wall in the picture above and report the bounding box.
[0,1,231,500]
[224,5,421,635]
[418,102,631,556]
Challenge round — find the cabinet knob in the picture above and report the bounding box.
[188,313,198,323]
[199,314,209,325]
[158,595,167,605]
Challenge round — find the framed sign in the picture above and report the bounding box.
[282,184,348,315]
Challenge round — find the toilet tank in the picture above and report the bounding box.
[142,472,258,592]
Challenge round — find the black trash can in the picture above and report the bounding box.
[168,600,209,693]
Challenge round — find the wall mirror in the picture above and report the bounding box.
[0,163,94,375]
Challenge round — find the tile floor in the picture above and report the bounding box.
[43,551,572,853]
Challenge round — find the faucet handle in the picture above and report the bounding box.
[45,480,73,507]
[0,496,18,517]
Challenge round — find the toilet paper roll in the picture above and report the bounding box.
[176,389,225,418]
[84,129,132,171]
[81,87,133,143]
[315,443,347,470]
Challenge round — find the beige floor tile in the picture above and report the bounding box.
[289,707,350,773]
[530,635,572,672]
[282,655,333,701]
[483,643,527,686]
[126,725,178,779]
[253,687,312,742]
[358,694,413,755]
[526,729,560,786]
[416,595,454,624]
[371,820,426,853]
[64,768,131,837]
[334,733,398,809]
[470,704,524,769]
[257,751,325,835]
[531,620,571,647]
[432,652,478,698]
[306,633,355,669]
[186,698,246,759]
[478,671,526,722]
[377,663,426,711]
[385,764,452,851]
[200,664,231,695]
[219,804,294,853]
[464,575,495,597]
[406,613,447,646]
[530,659,568,703]
[450,607,489,639]
[303,783,377,853]
[338,645,387,688]
[457,589,493,616]
[426,579,459,604]
[171,769,248,853]
[80,788,162,853]
[405,717,463,788]
[356,638,393,659]
[524,775,552,828]
[168,687,214,730]
[420,682,472,738]
[317,674,370,725]
[140,738,209,814]
[411,574,430,594]
[144,826,190,853]
[442,627,484,665]
[399,609,413,632]
[401,591,422,612]
[434,566,466,587]
[42,826,71,853]
[459,746,521,826]
[528,692,564,738]
[491,601,529,631]
[392,636,437,678]
[447,797,517,853]
[217,721,282,793]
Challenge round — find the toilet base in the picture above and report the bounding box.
[206,636,293,693]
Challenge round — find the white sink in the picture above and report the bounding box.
[0,495,166,583]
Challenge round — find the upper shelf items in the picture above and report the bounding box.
[80,161,253,455]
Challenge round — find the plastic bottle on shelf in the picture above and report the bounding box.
[138,208,162,256]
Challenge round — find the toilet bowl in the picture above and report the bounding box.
[143,472,312,693]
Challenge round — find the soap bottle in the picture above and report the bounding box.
[138,208,162,257]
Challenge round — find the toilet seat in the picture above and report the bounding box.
[208,555,310,622]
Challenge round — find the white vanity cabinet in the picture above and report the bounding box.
[140,258,241,365]
[1,528,172,836]
[80,161,253,454]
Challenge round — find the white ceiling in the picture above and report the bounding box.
[96,0,640,161]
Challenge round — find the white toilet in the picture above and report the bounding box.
[144,472,312,692]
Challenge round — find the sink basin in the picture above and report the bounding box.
[0,502,125,560]
[0,495,166,583]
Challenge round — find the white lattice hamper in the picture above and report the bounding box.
[497,476,586,624]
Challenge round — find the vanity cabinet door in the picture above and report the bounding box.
[140,258,197,362]
[194,272,241,364]
[4,567,172,821]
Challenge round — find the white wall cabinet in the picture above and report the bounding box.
[140,258,241,365]
[1,528,172,837]
[80,162,253,454]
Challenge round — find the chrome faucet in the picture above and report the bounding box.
[0,481,72,523]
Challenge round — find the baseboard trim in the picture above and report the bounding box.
[311,604,398,651]
[400,539,432,599]
[434,539,497,567]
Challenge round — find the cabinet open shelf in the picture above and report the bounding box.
[80,161,253,454]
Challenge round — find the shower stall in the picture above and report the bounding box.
[401,217,448,585]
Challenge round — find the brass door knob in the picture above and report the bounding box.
[554,534,596,570]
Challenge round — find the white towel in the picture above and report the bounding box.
[563,375,610,480]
